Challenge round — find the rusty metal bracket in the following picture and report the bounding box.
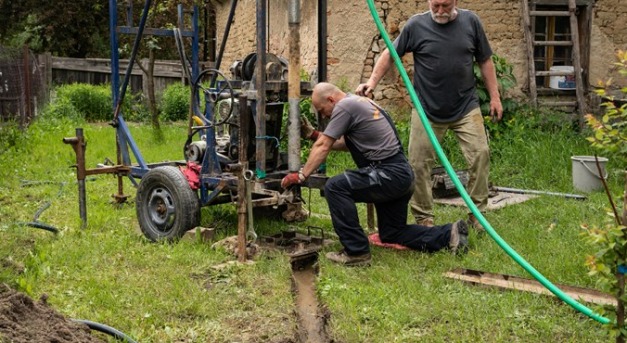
[63,128,132,228]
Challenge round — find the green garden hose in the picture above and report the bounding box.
[364,0,610,325]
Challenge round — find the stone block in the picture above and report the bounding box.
[183,227,216,243]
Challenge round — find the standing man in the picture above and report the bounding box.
[356,0,502,231]
[282,82,468,267]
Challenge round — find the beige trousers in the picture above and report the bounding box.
[408,107,490,222]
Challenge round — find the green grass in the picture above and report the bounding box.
[0,111,619,342]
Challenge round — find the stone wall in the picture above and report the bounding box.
[214,0,627,112]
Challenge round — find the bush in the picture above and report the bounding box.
[473,54,518,117]
[0,122,28,155]
[54,84,111,121]
[46,83,147,122]
[160,83,190,121]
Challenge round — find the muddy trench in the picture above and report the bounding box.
[291,254,331,343]
[261,229,334,343]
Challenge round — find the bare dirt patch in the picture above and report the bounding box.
[0,284,106,343]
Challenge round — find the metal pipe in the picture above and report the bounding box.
[237,93,250,262]
[317,0,327,82]
[288,0,301,172]
[108,0,120,109]
[492,186,587,200]
[113,0,152,122]
[62,128,87,228]
[255,0,267,179]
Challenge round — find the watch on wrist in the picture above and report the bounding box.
[298,170,306,182]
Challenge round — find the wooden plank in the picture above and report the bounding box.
[533,40,573,46]
[535,70,574,76]
[579,4,593,88]
[50,57,184,78]
[530,10,570,16]
[521,0,537,105]
[569,0,587,123]
[540,100,577,106]
[444,268,616,306]
[533,0,592,6]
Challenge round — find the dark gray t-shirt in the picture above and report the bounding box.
[323,94,401,162]
[394,9,493,123]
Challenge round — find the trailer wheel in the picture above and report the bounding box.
[136,166,200,242]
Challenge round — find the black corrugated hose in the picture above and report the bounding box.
[72,319,138,343]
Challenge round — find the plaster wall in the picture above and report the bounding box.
[213,0,626,111]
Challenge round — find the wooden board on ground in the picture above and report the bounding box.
[444,268,615,306]
[434,191,537,210]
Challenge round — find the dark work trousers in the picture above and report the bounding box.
[324,158,452,255]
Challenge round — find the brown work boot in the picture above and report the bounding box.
[416,217,434,227]
[326,250,371,267]
[449,220,469,254]
[468,213,486,234]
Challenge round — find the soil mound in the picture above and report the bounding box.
[0,284,106,343]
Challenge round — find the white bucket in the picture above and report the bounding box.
[549,66,576,90]
[571,156,608,192]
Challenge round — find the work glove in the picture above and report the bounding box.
[301,116,320,141]
[281,172,305,189]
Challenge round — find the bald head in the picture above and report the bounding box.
[312,82,346,118]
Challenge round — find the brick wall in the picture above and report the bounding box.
[214,0,626,111]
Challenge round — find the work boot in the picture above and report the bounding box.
[449,220,469,254]
[326,249,371,267]
[468,213,486,234]
[416,217,434,227]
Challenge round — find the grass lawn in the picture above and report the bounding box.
[0,111,620,342]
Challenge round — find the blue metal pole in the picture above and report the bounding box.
[109,0,119,109]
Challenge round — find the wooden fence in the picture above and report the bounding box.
[37,54,197,99]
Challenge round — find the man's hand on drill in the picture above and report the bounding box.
[281,172,305,189]
[301,116,320,141]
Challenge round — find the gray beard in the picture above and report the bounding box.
[430,8,458,24]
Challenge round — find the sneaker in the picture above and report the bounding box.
[416,217,434,227]
[468,213,486,233]
[449,220,469,254]
[326,250,371,267]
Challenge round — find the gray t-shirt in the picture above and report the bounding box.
[394,9,493,123]
[323,94,401,162]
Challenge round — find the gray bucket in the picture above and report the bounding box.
[571,156,608,192]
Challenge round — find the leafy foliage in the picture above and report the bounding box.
[0,1,109,57]
[0,122,28,155]
[582,49,627,339]
[473,54,518,117]
[45,83,147,122]
[160,83,190,121]
[585,50,627,165]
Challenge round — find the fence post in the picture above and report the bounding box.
[22,45,31,127]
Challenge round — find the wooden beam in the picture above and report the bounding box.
[521,0,537,105]
[530,10,570,16]
[533,0,592,6]
[569,0,587,123]
[444,268,615,306]
[533,40,573,46]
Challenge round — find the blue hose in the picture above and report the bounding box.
[364,0,610,325]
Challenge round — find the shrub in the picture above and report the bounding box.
[46,83,147,122]
[581,49,627,341]
[0,122,28,154]
[160,83,190,121]
[54,84,111,121]
[473,54,518,118]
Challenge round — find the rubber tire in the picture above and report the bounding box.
[136,166,200,242]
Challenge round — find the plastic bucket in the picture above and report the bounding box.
[549,66,576,90]
[571,156,608,192]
